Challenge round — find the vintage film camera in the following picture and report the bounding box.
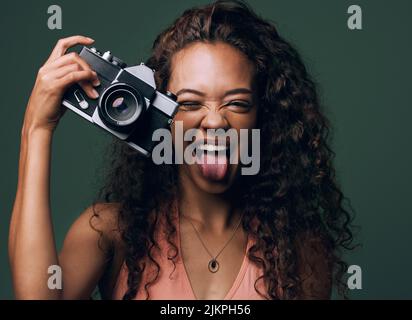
[62,46,179,156]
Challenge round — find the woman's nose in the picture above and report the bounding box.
[200,109,229,131]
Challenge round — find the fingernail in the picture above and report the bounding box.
[87,37,95,42]
[92,89,99,98]
[92,78,100,87]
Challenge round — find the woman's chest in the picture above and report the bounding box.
[179,226,249,299]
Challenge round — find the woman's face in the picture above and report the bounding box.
[168,41,257,194]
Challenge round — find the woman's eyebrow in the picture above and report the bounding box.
[176,88,252,97]
[176,88,205,96]
[223,88,252,96]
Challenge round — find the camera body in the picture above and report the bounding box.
[62,46,179,156]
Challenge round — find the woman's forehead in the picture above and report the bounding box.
[168,42,255,94]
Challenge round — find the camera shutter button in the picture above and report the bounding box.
[102,51,113,61]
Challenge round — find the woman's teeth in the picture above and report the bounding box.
[198,144,227,152]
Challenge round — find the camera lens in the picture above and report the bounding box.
[99,83,145,129]
[106,92,136,122]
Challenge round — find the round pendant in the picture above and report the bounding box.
[208,259,219,273]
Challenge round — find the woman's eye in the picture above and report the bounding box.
[226,101,252,111]
[178,102,202,111]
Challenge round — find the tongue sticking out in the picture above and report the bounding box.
[197,152,228,181]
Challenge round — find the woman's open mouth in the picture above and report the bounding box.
[191,140,235,181]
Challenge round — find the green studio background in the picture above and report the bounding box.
[1,0,411,299]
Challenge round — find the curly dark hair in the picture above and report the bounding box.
[95,0,355,300]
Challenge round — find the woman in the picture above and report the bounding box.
[9,0,354,300]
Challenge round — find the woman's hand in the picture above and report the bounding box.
[22,35,100,134]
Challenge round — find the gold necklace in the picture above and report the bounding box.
[182,212,244,273]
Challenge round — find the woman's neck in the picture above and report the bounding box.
[177,173,241,235]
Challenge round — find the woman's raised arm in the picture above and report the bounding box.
[8,35,111,299]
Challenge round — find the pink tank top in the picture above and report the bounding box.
[112,206,269,300]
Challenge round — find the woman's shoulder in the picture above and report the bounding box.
[85,202,123,246]
[58,202,125,299]
[65,202,124,252]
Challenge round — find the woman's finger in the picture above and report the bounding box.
[78,80,99,99]
[52,63,101,89]
[45,52,100,87]
[51,63,82,79]
[46,35,94,63]
[56,70,99,99]
[47,52,93,74]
